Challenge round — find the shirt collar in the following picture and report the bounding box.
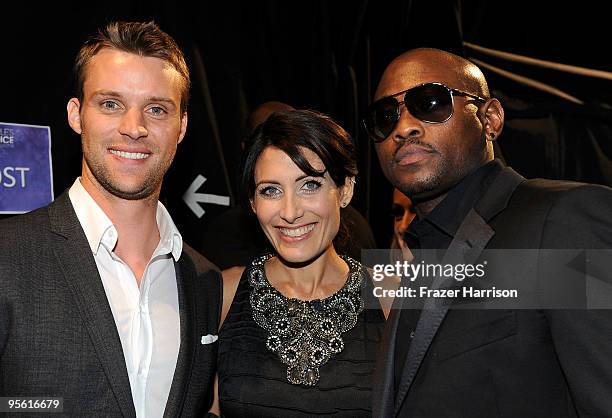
[156,199,183,261]
[68,178,183,261]
[418,159,503,238]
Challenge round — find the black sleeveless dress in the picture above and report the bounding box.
[218,255,385,417]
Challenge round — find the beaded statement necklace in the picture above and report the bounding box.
[248,254,364,386]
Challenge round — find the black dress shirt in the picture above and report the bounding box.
[393,159,502,390]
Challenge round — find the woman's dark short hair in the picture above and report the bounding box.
[241,109,358,202]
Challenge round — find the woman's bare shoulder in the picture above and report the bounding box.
[365,266,400,320]
[220,266,247,327]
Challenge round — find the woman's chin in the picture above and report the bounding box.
[273,245,333,267]
[276,249,315,265]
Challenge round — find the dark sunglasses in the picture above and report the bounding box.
[362,82,487,143]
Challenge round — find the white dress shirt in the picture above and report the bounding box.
[69,178,182,418]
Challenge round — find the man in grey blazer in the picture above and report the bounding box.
[0,21,220,417]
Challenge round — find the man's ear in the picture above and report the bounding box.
[178,111,188,144]
[480,98,504,141]
[67,98,82,134]
[339,177,356,208]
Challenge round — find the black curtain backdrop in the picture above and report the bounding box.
[2,0,611,250]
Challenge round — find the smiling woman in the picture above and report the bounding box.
[250,145,348,265]
[210,110,387,417]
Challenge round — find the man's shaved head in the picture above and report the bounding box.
[247,101,295,134]
[375,48,490,101]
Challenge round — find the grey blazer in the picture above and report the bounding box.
[0,191,221,417]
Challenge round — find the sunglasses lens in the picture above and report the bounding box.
[405,84,453,123]
[365,97,400,142]
[364,83,456,142]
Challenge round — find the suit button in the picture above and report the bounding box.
[410,330,415,338]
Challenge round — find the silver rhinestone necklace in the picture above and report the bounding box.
[248,254,364,386]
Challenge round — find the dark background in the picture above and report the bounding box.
[2,0,611,252]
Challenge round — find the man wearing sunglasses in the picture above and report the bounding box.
[368,48,612,417]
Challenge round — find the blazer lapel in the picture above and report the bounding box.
[392,166,524,415]
[163,256,197,418]
[48,193,136,418]
[393,210,493,414]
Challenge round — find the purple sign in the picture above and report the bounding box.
[0,122,53,214]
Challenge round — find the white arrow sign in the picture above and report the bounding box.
[183,175,230,218]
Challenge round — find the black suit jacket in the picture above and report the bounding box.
[374,164,612,417]
[0,192,221,417]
